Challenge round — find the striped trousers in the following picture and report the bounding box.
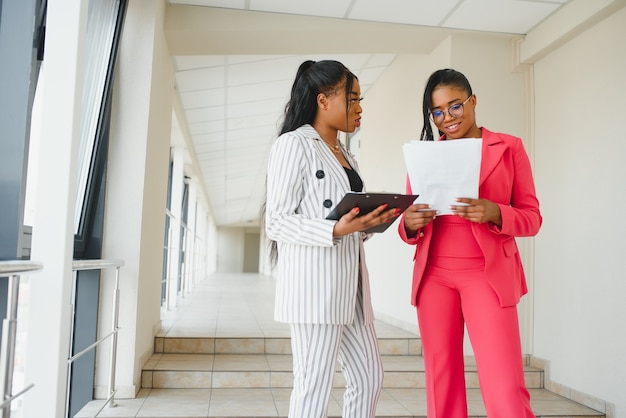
[288,281,384,417]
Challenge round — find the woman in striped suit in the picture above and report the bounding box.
[264,60,397,417]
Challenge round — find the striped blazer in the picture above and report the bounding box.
[265,124,374,325]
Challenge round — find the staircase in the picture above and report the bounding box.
[74,272,606,417]
[124,333,602,417]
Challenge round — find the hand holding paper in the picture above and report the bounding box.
[402,138,482,215]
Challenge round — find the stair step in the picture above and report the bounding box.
[141,352,544,390]
[155,336,422,356]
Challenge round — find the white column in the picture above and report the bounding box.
[23,0,88,416]
[100,0,172,397]
[186,179,198,292]
[167,147,184,306]
[195,202,210,281]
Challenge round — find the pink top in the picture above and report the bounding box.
[428,215,483,258]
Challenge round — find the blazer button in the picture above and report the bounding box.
[323,199,333,208]
[419,231,425,238]
[316,170,325,179]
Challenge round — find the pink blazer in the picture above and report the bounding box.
[398,127,542,308]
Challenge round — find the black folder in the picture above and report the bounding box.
[326,192,419,233]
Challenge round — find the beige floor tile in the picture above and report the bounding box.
[265,354,292,371]
[274,400,290,417]
[467,398,487,415]
[377,338,411,355]
[144,354,161,369]
[383,371,425,388]
[136,389,210,417]
[270,388,292,401]
[153,370,212,389]
[210,387,274,401]
[408,338,422,355]
[163,338,215,354]
[465,388,484,401]
[383,388,428,402]
[211,371,270,388]
[209,399,278,417]
[394,399,429,416]
[532,399,605,415]
[381,354,423,371]
[214,337,265,354]
[269,371,293,387]
[264,337,291,354]
[154,354,214,371]
[212,354,269,371]
[73,389,149,417]
[374,398,412,416]
[142,370,153,388]
[209,388,278,416]
[528,387,569,401]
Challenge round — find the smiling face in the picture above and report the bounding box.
[430,85,481,140]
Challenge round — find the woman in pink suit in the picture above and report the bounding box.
[399,68,541,417]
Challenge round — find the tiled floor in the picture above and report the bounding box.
[75,272,604,418]
[157,272,418,340]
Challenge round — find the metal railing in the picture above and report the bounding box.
[0,261,43,418]
[68,259,124,417]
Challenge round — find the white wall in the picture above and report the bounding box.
[243,229,261,272]
[358,53,429,333]
[217,226,245,272]
[205,213,219,274]
[531,6,626,414]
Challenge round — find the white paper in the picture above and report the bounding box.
[402,138,482,215]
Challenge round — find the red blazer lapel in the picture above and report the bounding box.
[479,128,506,186]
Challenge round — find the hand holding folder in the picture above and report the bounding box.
[326,192,419,233]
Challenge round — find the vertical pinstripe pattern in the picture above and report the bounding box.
[265,125,374,325]
[336,279,383,417]
[289,324,341,417]
[265,124,382,416]
[289,278,383,418]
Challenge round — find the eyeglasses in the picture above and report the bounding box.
[430,96,472,123]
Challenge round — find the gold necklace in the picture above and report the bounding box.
[322,139,341,153]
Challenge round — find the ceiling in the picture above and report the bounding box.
[168,0,570,227]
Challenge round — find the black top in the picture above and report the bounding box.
[344,166,363,192]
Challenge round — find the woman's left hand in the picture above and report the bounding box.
[450,197,502,226]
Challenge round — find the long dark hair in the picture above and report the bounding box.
[280,60,357,135]
[261,60,358,267]
[419,69,473,141]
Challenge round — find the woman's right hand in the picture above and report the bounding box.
[403,204,437,236]
[333,204,399,237]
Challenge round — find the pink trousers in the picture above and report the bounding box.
[417,257,535,418]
